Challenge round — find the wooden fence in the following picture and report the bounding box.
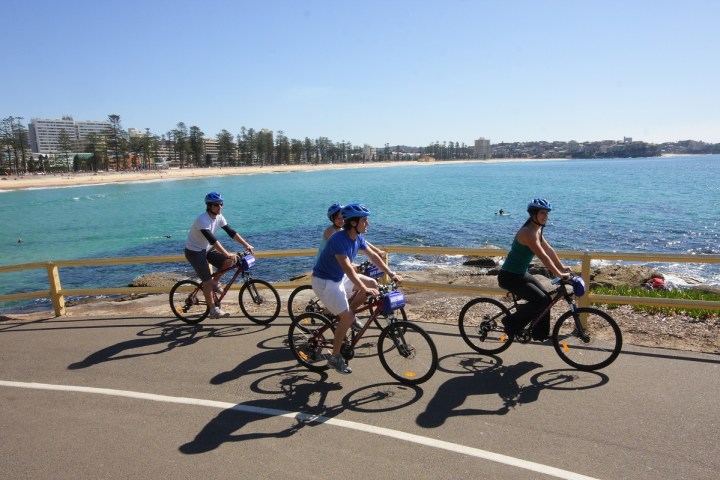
[1,247,719,317]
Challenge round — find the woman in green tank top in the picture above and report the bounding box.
[497,198,572,340]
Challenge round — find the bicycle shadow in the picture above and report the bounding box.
[181,369,426,454]
[416,360,544,427]
[210,347,295,384]
[66,323,210,370]
[179,371,340,454]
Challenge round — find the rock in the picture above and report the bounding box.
[129,272,188,288]
[462,256,499,268]
[587,265,660,289]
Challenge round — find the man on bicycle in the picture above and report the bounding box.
[185,192,255,319]
[312,203,402,374]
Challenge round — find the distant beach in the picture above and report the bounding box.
[0,158,547,192]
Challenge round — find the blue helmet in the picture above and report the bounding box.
[571,276,586,297]
[327,203,343,221]
[527,198,552,212]
[205,192,224,204]
[341,203,370,220]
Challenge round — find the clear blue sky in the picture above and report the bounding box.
[2,0,719,146]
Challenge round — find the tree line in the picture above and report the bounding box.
[1,113,477,174]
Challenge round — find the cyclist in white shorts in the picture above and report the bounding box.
[311,203,402,374]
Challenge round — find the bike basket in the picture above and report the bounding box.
[381,291,406,314]
[242,254,256,270]
[363,264,384,279]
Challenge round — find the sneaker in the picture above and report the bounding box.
[209,307,230,319]
[351,318,364,331]
[212,281,223,294]
[327,354,352,374]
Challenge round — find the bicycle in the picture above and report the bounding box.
[169,251,281,325]
[286,260,407,323]
[458,276,622,371]
[288,281,438,385]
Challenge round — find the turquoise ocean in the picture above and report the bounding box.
[1,155,718,313]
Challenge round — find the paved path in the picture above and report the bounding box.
[1,312,718,480]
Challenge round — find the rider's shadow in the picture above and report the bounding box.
[180,373,341,454]
[210,348,294,384]
[416,361,544,428]
[67,325,205,370]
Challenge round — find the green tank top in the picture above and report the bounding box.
[501,238,535,274]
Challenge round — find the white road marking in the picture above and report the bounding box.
[1,380,599,480]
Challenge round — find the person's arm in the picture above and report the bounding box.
[336,254,378,295]
[541,237,570,274]
[518,229,568,278]
[364,240,387,261]
[222,225,254,253]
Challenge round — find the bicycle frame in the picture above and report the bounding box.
[506,281,579,341]
[211,253,253,302]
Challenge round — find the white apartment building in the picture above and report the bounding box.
[28,116,112,154]
[474,137,491,159]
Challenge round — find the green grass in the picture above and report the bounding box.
[592,286,720,320]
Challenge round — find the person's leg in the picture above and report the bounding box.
[346,274,377,312]
[498,271,550,333]
[313,276,353,373]
[186,249,218,310]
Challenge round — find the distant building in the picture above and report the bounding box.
[363,144,376,161]
[474,137,491,159]
[28,116,111,154]
[624,137,632,143]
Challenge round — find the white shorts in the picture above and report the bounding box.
[312,275,355,316]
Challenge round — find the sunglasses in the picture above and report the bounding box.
[210,202,223,207]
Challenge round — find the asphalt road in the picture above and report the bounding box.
[1,311,718,480]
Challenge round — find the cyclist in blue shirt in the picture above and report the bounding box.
[312,203,402,374]
[498,198,571,340]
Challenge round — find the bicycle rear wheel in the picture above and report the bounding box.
[239,279,281,324]
[288,312,335,372]
[458,297,513,355]
[169,280,209,324]
[552,307,622,371]
[287,284,323,322]
[377,321,438,385]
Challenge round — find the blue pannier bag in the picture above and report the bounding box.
[364,264,384,279]
[242,254,256,270]
[381,291,406,314]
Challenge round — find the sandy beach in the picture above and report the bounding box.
[0,158,537,192]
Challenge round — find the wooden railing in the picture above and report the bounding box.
[1,247,719,317]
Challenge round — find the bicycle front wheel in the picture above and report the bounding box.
[287,284,322,322]
[552,307,622,371]
[169,280,209,324]
[458,297,513,355]
[377,321,438,385]
[288,312,335,372]
[239,279,281,324]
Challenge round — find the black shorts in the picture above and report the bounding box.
[184,248,227,282]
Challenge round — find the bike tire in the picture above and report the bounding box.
[287,284,323,322]
[458,297,513,355]
[169,279,209,324]
[552,307,622,371]
[238,279,281,324]
[377,321,438,385]
[288,312,335,372]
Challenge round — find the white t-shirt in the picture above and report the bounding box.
[185,212,228,252]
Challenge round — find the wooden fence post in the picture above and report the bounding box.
[46,262,65,317]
